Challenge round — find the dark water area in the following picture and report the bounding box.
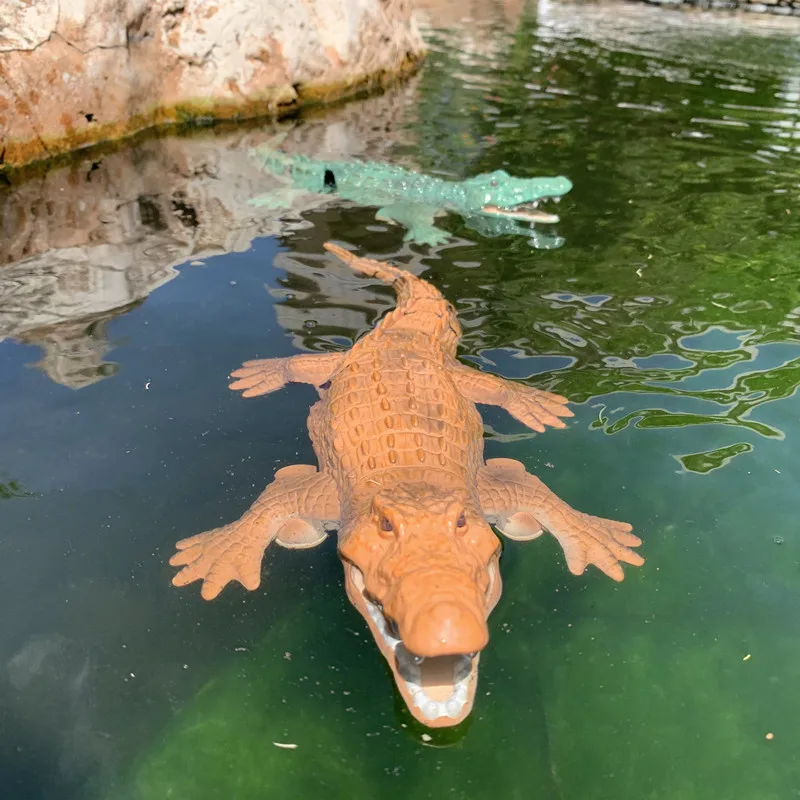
[1,2,799,798]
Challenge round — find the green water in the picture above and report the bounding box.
[1,3,799,799]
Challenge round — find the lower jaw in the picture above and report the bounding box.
[404,689,476,728]
[359,591,477,723]
[394,644,477,722]
[345,565,484,724]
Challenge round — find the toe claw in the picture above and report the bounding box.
[169,549,198,567]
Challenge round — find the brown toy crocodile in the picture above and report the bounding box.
[169,242,644,728]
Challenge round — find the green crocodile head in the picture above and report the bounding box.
[460,169,572,224]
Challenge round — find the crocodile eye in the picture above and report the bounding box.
[490,179,498,187]
[456,512,467,529]
[380,517,393,533]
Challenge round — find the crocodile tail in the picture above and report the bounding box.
[323,242,408,285]
[323,242,459,347]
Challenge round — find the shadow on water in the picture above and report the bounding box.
[1,1,800,798]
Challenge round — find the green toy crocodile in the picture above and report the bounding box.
[248,141,572,249]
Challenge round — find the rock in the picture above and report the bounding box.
[0,0,425,169]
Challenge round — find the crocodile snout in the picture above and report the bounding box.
[402,600,489,658]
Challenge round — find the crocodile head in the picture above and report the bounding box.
[461,169,572,224]
[339,484,502,728]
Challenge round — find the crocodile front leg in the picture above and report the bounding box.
[169,465,340,599]
[229,352,344,398]
[478,458,643,582]
[376,202,450,247]
[450,361,573,433]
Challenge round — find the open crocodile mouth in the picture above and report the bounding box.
[348,561,499,723]
[482,198,561,224]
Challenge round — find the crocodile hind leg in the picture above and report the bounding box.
[450,361,573,433]
[229,352,344,398]
[169,465,340,600]
[478,458,643,582]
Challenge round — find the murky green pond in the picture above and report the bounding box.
[2,2,799,798]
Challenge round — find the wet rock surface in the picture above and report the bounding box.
[0,0,425,168]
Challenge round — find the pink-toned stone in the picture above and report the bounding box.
[0,0,425,168]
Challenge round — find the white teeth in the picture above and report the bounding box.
[364,595,475,721]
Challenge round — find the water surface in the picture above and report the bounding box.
[1,2,799,798]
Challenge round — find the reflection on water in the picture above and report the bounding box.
[0,80,422,390]
[1,1,800,798]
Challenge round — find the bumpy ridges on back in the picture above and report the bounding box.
[311,333,485,505]
[312,244,483,507]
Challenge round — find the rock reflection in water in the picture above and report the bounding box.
[0,79,423,390]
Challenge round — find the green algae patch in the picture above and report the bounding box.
[119,608,377,800]
[537,616,796,800]
[112,583,562,800]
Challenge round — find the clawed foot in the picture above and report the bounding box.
[546,508,643,582]
[169,522,268,600]
[229,359,288,397]
[505,386,573,433]
[405,227,451,248]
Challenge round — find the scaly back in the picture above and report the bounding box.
[323,243,462,355]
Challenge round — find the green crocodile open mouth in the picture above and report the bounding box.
[348,561,499,723]
[482,199,561,224]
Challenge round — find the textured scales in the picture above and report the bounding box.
[170,242,643,728]
[248,139,573,248]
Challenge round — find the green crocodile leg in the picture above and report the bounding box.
[376,202,451,247]
[248,187,310,211]
[229,353,344,398]
[170,465,340,599]
[477,458,644,582]
[449,361,574,433]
